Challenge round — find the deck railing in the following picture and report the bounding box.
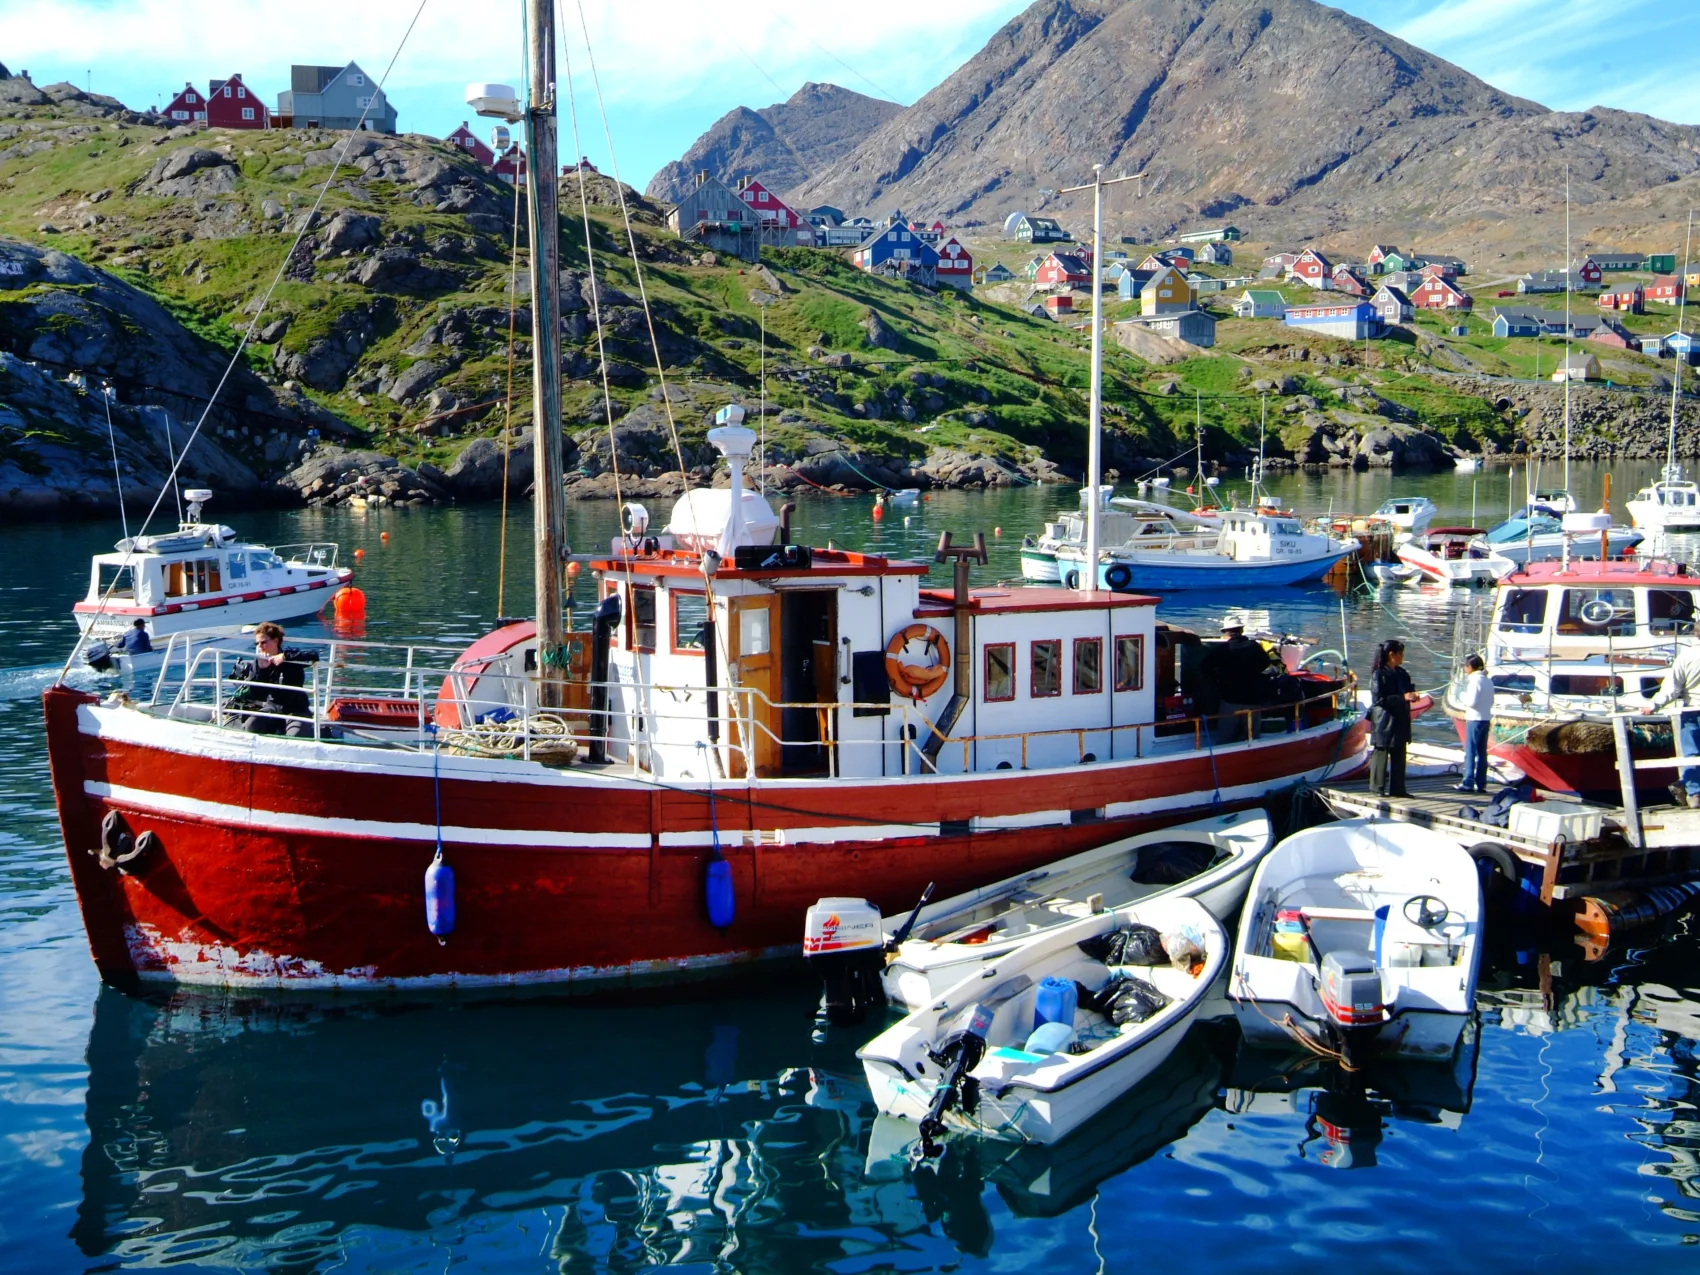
[140,630,1358,779]
[270,541,343,568]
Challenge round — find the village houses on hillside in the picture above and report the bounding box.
[275,62,397,131]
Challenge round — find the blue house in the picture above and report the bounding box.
[1665,331,1699,364]
[1283,299,1381,340]
[1491,308,1542,338]
[1113,269,1156,301]
[851,223,939,285]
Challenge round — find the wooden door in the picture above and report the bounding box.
[730,595,780,777]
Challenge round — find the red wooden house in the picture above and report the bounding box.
[1331,267,1369,297]
[1590,318,1641,351]
[205,74,268,128]
[1572,257,1604,287]
[1292,248,1333,288]
[1366,244,1398,269]
[446,121,496,167]
[936,237,973,290]
[1647,275,1684,304]
[1036,253,1092,287]
[162,82,207,124]
[735,177,804,231]
[1044,294,1074,318]
[1411,275,1473,310]
[493,146,526,187]
[1598,284,1644,313]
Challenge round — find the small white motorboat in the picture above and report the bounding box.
[1229,820,1481,1064]
[804,810,1271,1019]
[884,488,920,507]
[1454,456,1480,473]
[1372,496,1437,536]
[1394,526,1515,586]
[1367,561,1419,586]
[74,490,351,674]
[860,895,1226,1148]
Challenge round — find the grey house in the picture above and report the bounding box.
[276,62,398,132]
[666,172,758,262]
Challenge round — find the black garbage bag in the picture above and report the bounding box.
[1075,973,1171,1026]
[1077,923,1167,966]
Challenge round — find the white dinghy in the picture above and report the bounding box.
[1230,820,1481,1064]
[859,895,1226,1148]
[804,810,1269,1020]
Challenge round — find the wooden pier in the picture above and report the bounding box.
[1314,771,1700,915]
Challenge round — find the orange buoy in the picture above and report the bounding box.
[381,531,390,543]
[566,560,582,577]
[333,586,367,622]
[354,548,365,559]
[994,527,1002,537]
[872,504,884,521]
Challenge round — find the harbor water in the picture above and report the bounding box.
[2,461,1698,1272]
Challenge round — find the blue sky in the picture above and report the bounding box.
[0,0,1695,189]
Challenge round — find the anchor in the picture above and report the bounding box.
[92,810,157,871]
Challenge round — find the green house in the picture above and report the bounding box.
[1647,253,1677,275]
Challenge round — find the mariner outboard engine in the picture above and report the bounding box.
[84,641,116,674]
[803,897,887,1026]
[1318,950,1385,1063]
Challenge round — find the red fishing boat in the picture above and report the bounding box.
[40,1,1367,992]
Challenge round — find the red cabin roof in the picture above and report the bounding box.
[1504,558,1694,587]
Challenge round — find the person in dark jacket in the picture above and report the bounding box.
[1201,621,1280,741]
[229,622,319,736]
[117,618,153,656]
[1368,638,1418,797]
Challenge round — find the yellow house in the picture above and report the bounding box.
[1141,264,1193,315]
[1684,264,1700,291]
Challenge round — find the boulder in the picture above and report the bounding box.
[443,430,536,499]
[353,248,459,293]
[317,209,381,257]
[386,358,447,404]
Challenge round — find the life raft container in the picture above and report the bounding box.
[885,624,951,700]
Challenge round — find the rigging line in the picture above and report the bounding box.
[54,0,432,687]
[498,131,525,618]
[767,12,899,102]
[558,19,625,513]
[161,409,183,524]
[101,384,128,541]
[567,0,692,492]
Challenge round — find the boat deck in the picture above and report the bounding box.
[1315,772,1700,906]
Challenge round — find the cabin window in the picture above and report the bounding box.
[1498,588,1548,634]
[1072,638,1102,694]
[1557,588,1633,636]
[1649,589,1696,634]
[1552,674,1623,697]
[1115,634,1145,692]
[1030,640,1062,698]
[96,564,135,600]
[671,591,708,653]
[630,585,657,651]
[226,554,247,582]
[249,550,284,572]
[165,558,221,597]
[1493,673,1536,692]
[983,643,1015,702]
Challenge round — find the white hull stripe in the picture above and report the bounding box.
[85,781,650,849]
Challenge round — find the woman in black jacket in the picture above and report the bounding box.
[1368,638,1418,797]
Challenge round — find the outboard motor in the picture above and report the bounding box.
[84,641,116,674]
[1318,950,1385,1063]
[803,897,887,1026]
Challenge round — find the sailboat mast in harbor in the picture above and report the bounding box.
[1563,164,1572,496]
[525,0,567,705]
[1063,164,1143,590]
[1667,210,1694,479]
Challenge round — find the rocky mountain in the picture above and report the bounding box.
[645,82,901,205]
[783,0,1700,255]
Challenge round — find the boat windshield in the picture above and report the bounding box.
[1497,588,1548,633]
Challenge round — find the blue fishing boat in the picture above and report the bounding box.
[1055,509,1358,591]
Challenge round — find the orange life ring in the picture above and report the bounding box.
[885,624,951,700]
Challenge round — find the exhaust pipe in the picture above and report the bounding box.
[588,592,621,763]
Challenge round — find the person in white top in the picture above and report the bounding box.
[1643,642,1700,806]
[1455,654,1495,793]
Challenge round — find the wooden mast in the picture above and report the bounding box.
[525,0,566,706]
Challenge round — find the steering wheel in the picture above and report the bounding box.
[1404,895,1452,929]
